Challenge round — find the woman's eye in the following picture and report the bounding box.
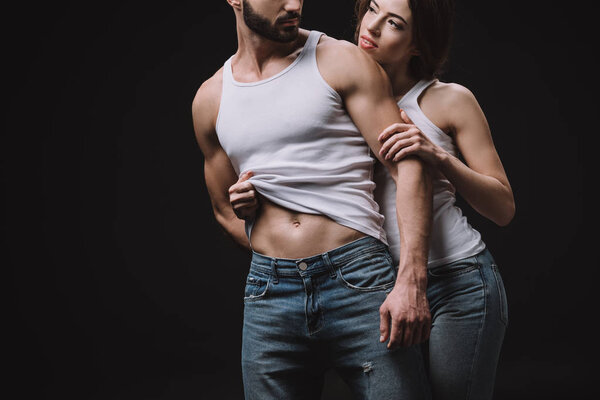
[389,20,403,30]
[368,6,376,13]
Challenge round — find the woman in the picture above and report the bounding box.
[230,0,514,398]
[356,1,513,399]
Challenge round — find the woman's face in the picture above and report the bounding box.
[358,0,417,67]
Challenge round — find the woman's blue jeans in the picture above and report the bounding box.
[425,247,508,400]
[241,236,430,400]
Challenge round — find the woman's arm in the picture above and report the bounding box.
[379,83,515,226]
[437,84,515,226]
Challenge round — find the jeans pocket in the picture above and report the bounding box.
[428,257,479,279]
[491,264,509,326]
[244,270,271,302]
[337,250,396,292]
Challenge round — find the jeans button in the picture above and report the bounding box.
[298,261,308,271]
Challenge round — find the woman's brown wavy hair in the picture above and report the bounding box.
[354,0,456,80]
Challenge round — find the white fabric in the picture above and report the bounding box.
[216,30,387,243]
[374,79,486,267]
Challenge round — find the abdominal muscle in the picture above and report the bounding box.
[250,198,366,259]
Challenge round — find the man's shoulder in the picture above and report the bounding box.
[193,67,224,109]
[315,34,388,95]
[316,35,370,67]
[191,66,226,140]
[192,67,225,123]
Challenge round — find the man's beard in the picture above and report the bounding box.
[243,0,301,43]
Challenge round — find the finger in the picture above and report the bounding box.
[403,321,416,347]
[400,109,414,125]
[237,182,256,194]
[379,131,412,156]
[239,170,254,182]
[233,199,259,219]
[230,189,255,203]
[229,181,256,195]
[231,191,257,205]
[384,138,414,160]
[392,143,420,162]
[421,322,431,344]
[378,123,412,141]
[378,123,412,142]
[234,201,258,214]
[379,135,401,157]
[247,198,259,210]
[388,319,403,349]
[409,319,423,346]
[379,306,390,343]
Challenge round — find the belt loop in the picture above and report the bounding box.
[322,252,337,279]
[271,258,279,284]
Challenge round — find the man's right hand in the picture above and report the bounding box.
[228,171,259,220]
[379,277,431,349]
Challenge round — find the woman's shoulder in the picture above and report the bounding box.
[421,81,481,121]
[417,81,482,135]
[424,81,477,108]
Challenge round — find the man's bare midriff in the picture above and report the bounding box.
[250,198,366,259]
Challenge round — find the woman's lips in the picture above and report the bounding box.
[359,35,378,49]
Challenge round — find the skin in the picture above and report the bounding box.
[193,0,433,348]
[360,0,515,226]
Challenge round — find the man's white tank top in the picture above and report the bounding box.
[374,79,486,268]
[216,30,387,244]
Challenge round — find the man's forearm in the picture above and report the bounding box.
[214,207,251,250]
[393,156,432,285]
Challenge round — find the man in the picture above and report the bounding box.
[192,1,432,398]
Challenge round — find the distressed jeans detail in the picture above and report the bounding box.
[241,236,431,400]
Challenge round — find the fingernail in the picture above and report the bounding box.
[380,335,385,342]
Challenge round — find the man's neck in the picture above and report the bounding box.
[234,26,307,74]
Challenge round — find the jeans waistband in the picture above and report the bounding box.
[250,236,388,279]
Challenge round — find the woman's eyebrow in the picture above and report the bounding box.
[371,0,409,25]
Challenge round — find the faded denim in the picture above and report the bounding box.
[241,236,431,400]
[425,247,508,400]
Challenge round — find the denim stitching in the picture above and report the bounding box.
[491,264,508,326]
[465,254,487,399]
[243,275,271,302]
[336,265,396,293]
[271,259,279,284]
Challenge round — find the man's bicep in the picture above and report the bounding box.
[317,39,402,165]
[343,67,404,174]
[191,84,238,214]
[204,148,239,212]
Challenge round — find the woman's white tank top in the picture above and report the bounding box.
[374,79,486,267]
[215,30,387,243]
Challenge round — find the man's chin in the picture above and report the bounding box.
[276,27,299,42]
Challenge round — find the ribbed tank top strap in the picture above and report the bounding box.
[222,56,234,83]
[303,30,323,58]
[215,56,234,137]
[398,78,437,108]
[398,78,455,153]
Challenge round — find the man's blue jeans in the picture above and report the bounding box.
[241,236,430,399]
[425,248,508,400]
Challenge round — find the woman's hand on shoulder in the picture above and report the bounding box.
[228,171,259,220]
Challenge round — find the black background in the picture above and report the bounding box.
[3,1,597,399]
